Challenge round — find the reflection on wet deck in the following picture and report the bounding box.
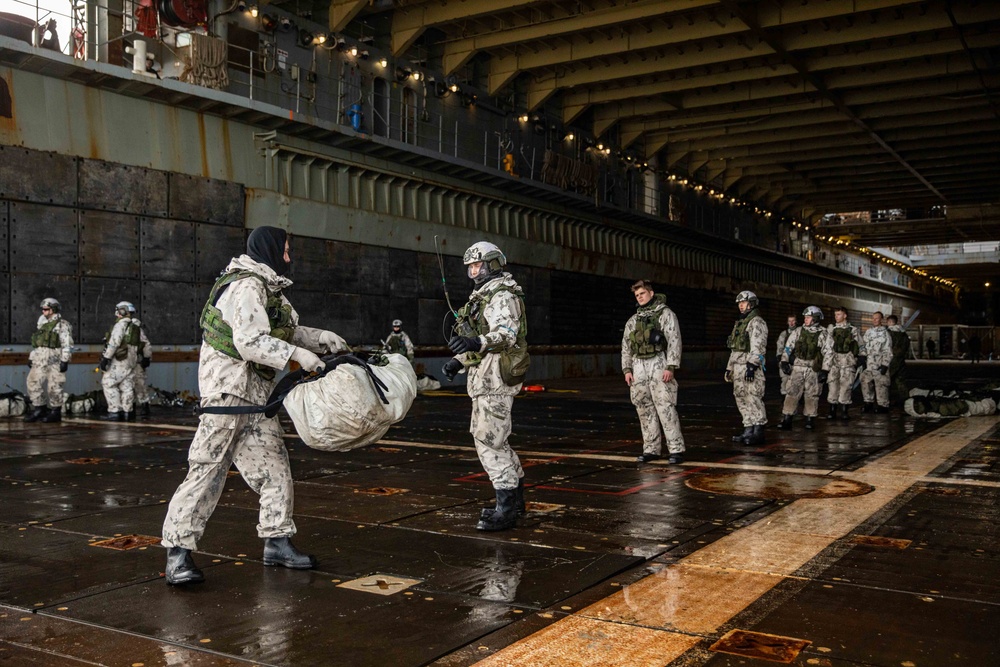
[2,363,998,666]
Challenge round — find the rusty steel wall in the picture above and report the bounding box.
[0,148,245,346]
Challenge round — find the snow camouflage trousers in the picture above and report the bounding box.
[162,394,295,549]
[26,351,65,408]
[469,393,524,490]
[826,354,856,405]
[861,368,891,407]
[782,366,822,417]
[629,356,684,455]
[102,358,135,413]
[733,372,767,426]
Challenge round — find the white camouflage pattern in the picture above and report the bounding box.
[162,254,342,550]
[824,322,863,406]
[101,318,137,413]
[26,314,73,408]
[727,314,768,426]
[621,298,684,455]
[780,324,829,417]
[384,330,415,362]
[861,324,893,407]
[452,273,525,490]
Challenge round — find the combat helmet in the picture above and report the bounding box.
[463,241,507,285]
[735,290,758,308]
[40,297,60,313]
[802,305,824,321]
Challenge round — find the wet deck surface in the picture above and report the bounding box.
[2,361,998,666]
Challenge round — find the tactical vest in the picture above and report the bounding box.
[385,334,406,355]
[200,270,295,381]
[629,297,668,359]
[31,319,62,349]
[727,310,761,352]
[454,283,529,386]
[831,326,859,355]
[104,319,141,361]
[793,328,822,361]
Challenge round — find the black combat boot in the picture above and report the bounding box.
[139,402,151,417]
[126,409,136,421]
[23,406,47,422]
[776,414,793,430]
[826,404,838,419]
[486,478,528,519]
[841,404,850,420]
[667,452,684,464]
[874,405,890,414]
[805,416,815,430]
[99,411,125,421]
[40,407,62,423]
[744,424,766,446]
[263,537,317,569]
[732,426,753,443]
[862,402,874,413]
[636,452,660,463]
[165,547,205,585]
[476,488,518,532]
[515,477,526,515]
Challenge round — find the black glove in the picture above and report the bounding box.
[99,357,110,372]
[442,358,463,381]
[857,355,867,369]
[879,364,889,375]
[59,361,69,373]
[744,363,758,382]
[448,335,481,354]
[648,330,666,347]
[140,357,151,369]
[724,369,733,383]
[780,361,791,375]
[817,370,828,383]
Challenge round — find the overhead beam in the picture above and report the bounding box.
[393,0,546,58]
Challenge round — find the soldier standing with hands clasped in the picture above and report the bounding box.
[621,280,685,464]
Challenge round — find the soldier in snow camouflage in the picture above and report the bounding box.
[824,306,864,420]
[860,311,893,413]
[24,298,74,423]
[443,241,528,533]
[777,306,830,431]
[621,280,685,465]
[98,302,139,421]
[726,290,769,446]
[161,226,348,586]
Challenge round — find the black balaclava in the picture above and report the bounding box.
[247,226,289,276]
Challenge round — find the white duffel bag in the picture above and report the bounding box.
[0,391,27,418]
[282,353,417,452]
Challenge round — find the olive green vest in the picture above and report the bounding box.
[727,310,761,352]
[104,318,141,361]
[889,330,908,369]
[831,326,859,355]
[385,334,406,355]
[793,328,822,361]
[31,319,61,349]
[455,283,529,386]
[200,270,295,381]
[629,295,668,359]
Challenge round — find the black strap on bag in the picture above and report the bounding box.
[199,354,389,418]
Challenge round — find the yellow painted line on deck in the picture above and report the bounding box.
[473,417,1000,667]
